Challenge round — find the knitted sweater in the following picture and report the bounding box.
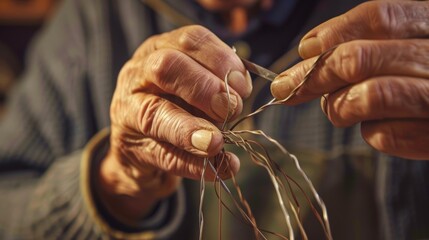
[0,0,428,239]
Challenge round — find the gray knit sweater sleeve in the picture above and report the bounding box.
[0,0,184,239]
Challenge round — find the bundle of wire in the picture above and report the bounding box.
[198,46,338,240]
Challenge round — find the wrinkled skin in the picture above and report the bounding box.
[98,25,251,222]
[99,0,429,224]
[271,1,429,160]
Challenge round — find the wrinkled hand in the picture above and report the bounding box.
[271,1,429,160]
[98,25,251,222]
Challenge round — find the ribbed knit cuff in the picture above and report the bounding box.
[81,128,185,239]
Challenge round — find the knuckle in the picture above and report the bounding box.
[388,77,429,116]
[177,25,215,51]
[164,153,179,172]
[371,80,391,118]
[137,96,167,136]
[344,83,375,126]
[153,141,181,173]
[329,85,370,127]
[187,73,215,103]
[329,42,372,82]
[173,118,196,148]
[216,53,239,72]
[147,50,181,88]
[363,1,402,37]
[141,97,206,149]
[348,82,388,125]
[406,40,429,75]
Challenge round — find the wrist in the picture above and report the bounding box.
[97,148,181,225]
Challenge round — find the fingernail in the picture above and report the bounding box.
[228,70,252,97]
[320,95,328,116]
[211,92,238,119]
[191,129,213,152]
[299,37,321,59]
[244,70,253,98]
[270,76,294,100]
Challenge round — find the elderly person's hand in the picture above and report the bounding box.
[271,1,429,160]
[97,25,251,223]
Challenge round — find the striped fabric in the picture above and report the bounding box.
[0,0,182,239]
[0,0,428,239]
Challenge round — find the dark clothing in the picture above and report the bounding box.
[0,0,428,239]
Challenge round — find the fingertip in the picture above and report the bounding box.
[320,95,328,116]
[361,120,429,160]
[209,152,240,181]
[227,70,253,98]
[225,152,240,175]
[191,128,224,156]
[360,120,391,154]
[299,37,322,59]
[271,75,294,100]
[210,91,243,122]
[360,120,396,156]
[243,70,253,99]
[211,92,237,120]
[207,129,224,156]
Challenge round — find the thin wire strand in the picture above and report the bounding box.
[224,132,294,239]
[226,47,338,239]
[231,46,338,130]
[199,71,270,240]
[208,160,270,240]
[200,47,338,240]
[199,157,208,240]
[255,130,332,239]
[229,129,332,238]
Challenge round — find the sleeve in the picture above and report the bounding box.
[0,0,185,239]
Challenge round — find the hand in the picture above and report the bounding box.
[271,1,429,160]
[98,25,251,223]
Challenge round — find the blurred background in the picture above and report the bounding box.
[0,0,58,116]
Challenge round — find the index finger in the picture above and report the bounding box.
[299,1,429,58]
[135,25,252,98]
[271,38,429,105]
